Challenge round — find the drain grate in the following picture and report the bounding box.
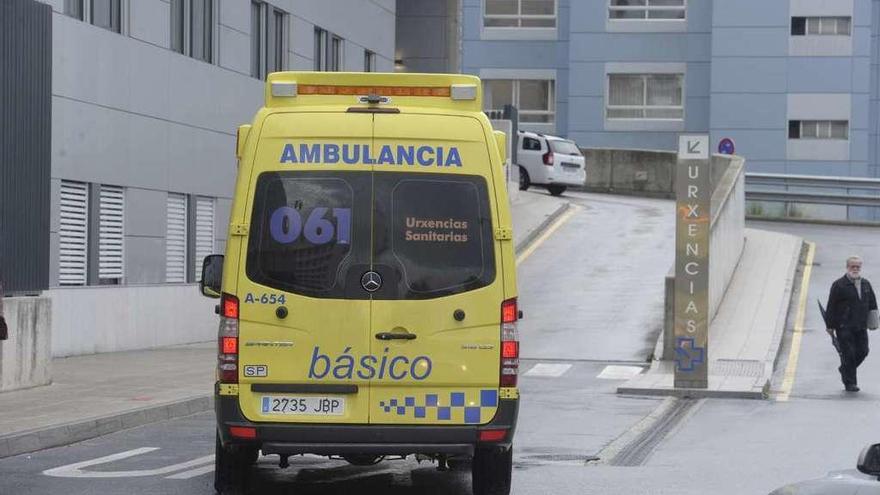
[712,359,764,377]
[609,398,699,467]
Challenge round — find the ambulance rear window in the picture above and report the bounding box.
[245,172,366,298]
[373,173,496,300]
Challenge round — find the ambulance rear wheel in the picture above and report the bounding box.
[547,185,567,196]
[472,446,512,495]
[518,167,530,191]
[214,432,249,495]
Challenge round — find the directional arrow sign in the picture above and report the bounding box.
[678,135,709,160]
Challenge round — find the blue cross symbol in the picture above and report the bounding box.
[675,337,705,372]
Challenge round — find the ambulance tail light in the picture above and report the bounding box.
[218,293,239,384]
[479,429,508,442]
[229,426,257,440]
[543,150,554,166]
[500,298,519,388]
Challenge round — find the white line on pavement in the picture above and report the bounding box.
[524,363,572,377]
[166,463,215,479]
[43,448,214,478]
[597,365,644,380]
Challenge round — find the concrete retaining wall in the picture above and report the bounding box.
[708,156,746,321]
[49,285,217,357]
[0,297,52,392]
[582,148,735,200]
[582,149,676,198]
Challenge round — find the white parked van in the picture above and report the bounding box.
[516,131,585,196]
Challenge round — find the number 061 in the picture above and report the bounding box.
[269,207,351,245]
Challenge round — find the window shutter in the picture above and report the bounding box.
[194,196,215,281]
[98,185,125,281]
[59,181,89,286]
[166,193,188,283]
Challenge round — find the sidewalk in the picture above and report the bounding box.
[0,190,570,459]
[617,228,804,399]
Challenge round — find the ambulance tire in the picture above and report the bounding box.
[447,456,472,471]
[472,446,512,495]
[214,432,250,495]
[547,185,567,196]
[518,167,530,191]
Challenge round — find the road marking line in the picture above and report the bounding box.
[597,365,644,380]
[777,241,816,402]
[524,363,572,377]
[166,463,215,479]
[43,448,214,478]
[516,205,579,266]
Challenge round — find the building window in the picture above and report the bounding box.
[315,28,343,71]
[171,0,185,53]
[64,0,122,33]
[483,79,555,123]
[271,9,285,73]
[98,185,125,283]
[166,193,188,283]
[608,0,686,20]
[251,2,287,79]
[59,181,90,286]
[190,0,213,62]
[170,0,214,62]
[92,0,121,32]
[607,73,683,120]
[364,50,376,72]
[194,197,214,282]
[788,120,849,140]
[64,0,84,20]
[791,17,851,36]
[484,0,556,27]
[329,35,343,71]
[251,2,263,76]
[314,28,327,70]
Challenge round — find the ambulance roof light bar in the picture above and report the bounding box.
[269,81,477,101]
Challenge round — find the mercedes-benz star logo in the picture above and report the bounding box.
[361,271,382,292]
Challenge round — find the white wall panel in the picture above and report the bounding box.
[50,285,217,356]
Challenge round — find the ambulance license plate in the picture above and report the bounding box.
[261,396,345,416]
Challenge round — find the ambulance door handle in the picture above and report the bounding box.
[375,332,417,341]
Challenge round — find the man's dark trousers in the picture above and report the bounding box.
[837,328,869,386]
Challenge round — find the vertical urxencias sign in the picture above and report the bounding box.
[674,136,710,389]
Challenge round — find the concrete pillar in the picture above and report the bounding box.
[0,296,52,392]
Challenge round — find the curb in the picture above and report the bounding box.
[514,200,571,255]
[616,230,804,401]
[0,395,212,459]
[763,239,809,395]
[0,199,572,459]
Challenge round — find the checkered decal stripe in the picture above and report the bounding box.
[378,390,499,424]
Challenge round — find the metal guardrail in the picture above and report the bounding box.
[745,173,880,207]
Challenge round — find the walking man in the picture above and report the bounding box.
[826,256,878,392]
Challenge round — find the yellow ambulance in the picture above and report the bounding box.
[200,72,520,495]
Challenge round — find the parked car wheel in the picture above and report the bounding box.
[547,185,567,196]
[518,166,531,191]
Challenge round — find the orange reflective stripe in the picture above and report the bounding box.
[297,85,451,97]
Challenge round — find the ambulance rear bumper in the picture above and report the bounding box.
[215,393,518,456]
